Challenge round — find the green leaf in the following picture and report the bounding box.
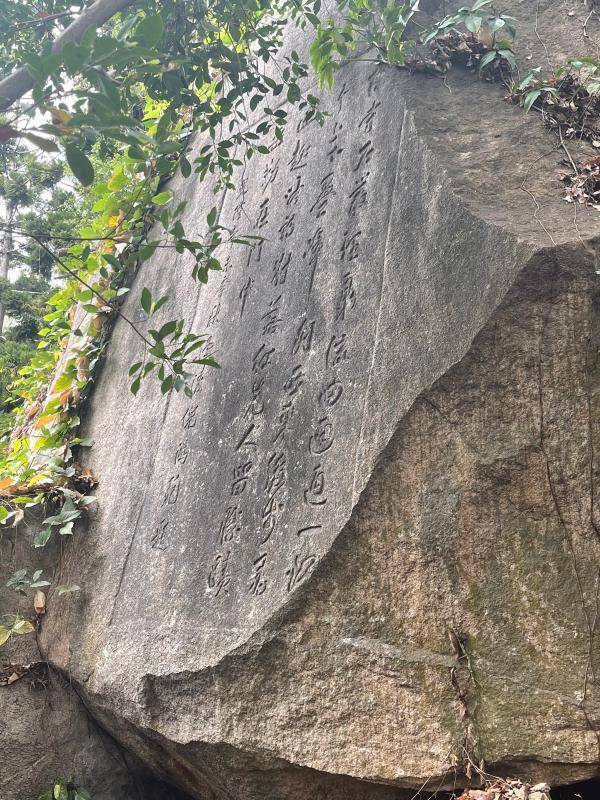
[97,71,122,111]
[56,584,80,595]
[523,88,541,112]
[157,320,177,338]
[152,295,168,313]
[464,14,483,33]
[152,191,173,205]
[479,50,497,69]
[141,288,152,314]
[107,170,127,192]
[138,242,159,262]
[287,83,301,103]
[22,132,59,152]
[128,144,147,161]
[206,206,217,227]
[0,626,12,646]
[62,42,88,72]
[65,144,95,187]
[488,17,506,33]
[498,49,516,69]
[102,253,122,270]
[34,527,52,548]
[517,69,540,90]
[180,156,191,178]
[135,14,165,47]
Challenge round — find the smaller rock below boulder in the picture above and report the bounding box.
[0,526,189,800]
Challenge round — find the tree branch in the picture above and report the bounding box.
[26,232,159,355]
[0,0,140,112]
[4,10,76,33]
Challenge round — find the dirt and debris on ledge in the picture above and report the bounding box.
[515,72,600,145]
[0,660,48,688]
[459,780,550,800]
[562,154,600,208]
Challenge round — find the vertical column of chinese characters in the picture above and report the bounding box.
[150,259,230,555]
[206,192,277,599]
[285,88,379,593]
[248,140,311,597]
[205,187,279,600]
[282,91,346,594]
[312,96,380,466]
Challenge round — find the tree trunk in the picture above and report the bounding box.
[0,206,14,335]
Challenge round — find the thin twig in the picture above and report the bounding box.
[2,10,75,33]
[559,125,579,175]
[534,0,553,70]
[28,234,160,357]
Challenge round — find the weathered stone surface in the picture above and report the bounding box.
[0,529,190,800]
[34,1,600,797]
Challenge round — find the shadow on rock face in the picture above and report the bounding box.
[551,779,600,800]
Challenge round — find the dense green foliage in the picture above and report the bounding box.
[0,142,70,431]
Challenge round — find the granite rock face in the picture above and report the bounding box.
[34,1,600,797]
[0,528,191,800]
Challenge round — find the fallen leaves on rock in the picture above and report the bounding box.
[563,156,600,208]
[400,31,512,79]
[429,31,509,79]
[0,661,47,688]
[514,73,600,143]
[459,779,551,800]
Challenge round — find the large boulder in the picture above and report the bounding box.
[36,1,600,797]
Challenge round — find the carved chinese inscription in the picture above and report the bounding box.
[272,251,291,287]
[285,553,318,592]
[170,72,386,605]
[249,553,268,595]
[309,172,335,218]
[151,518,169,551]
[288,140,310,171]
[207,551,231,597]
[304,464,327,507]
[303,226,323,297]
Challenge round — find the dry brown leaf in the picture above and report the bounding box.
[34,590,46,614]
[35,413,57,429]
[25,402,41,420]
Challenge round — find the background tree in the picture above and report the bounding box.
[0,142,61,330]
[0,148,65,429]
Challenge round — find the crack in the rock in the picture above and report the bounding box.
[536,286,600,760]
